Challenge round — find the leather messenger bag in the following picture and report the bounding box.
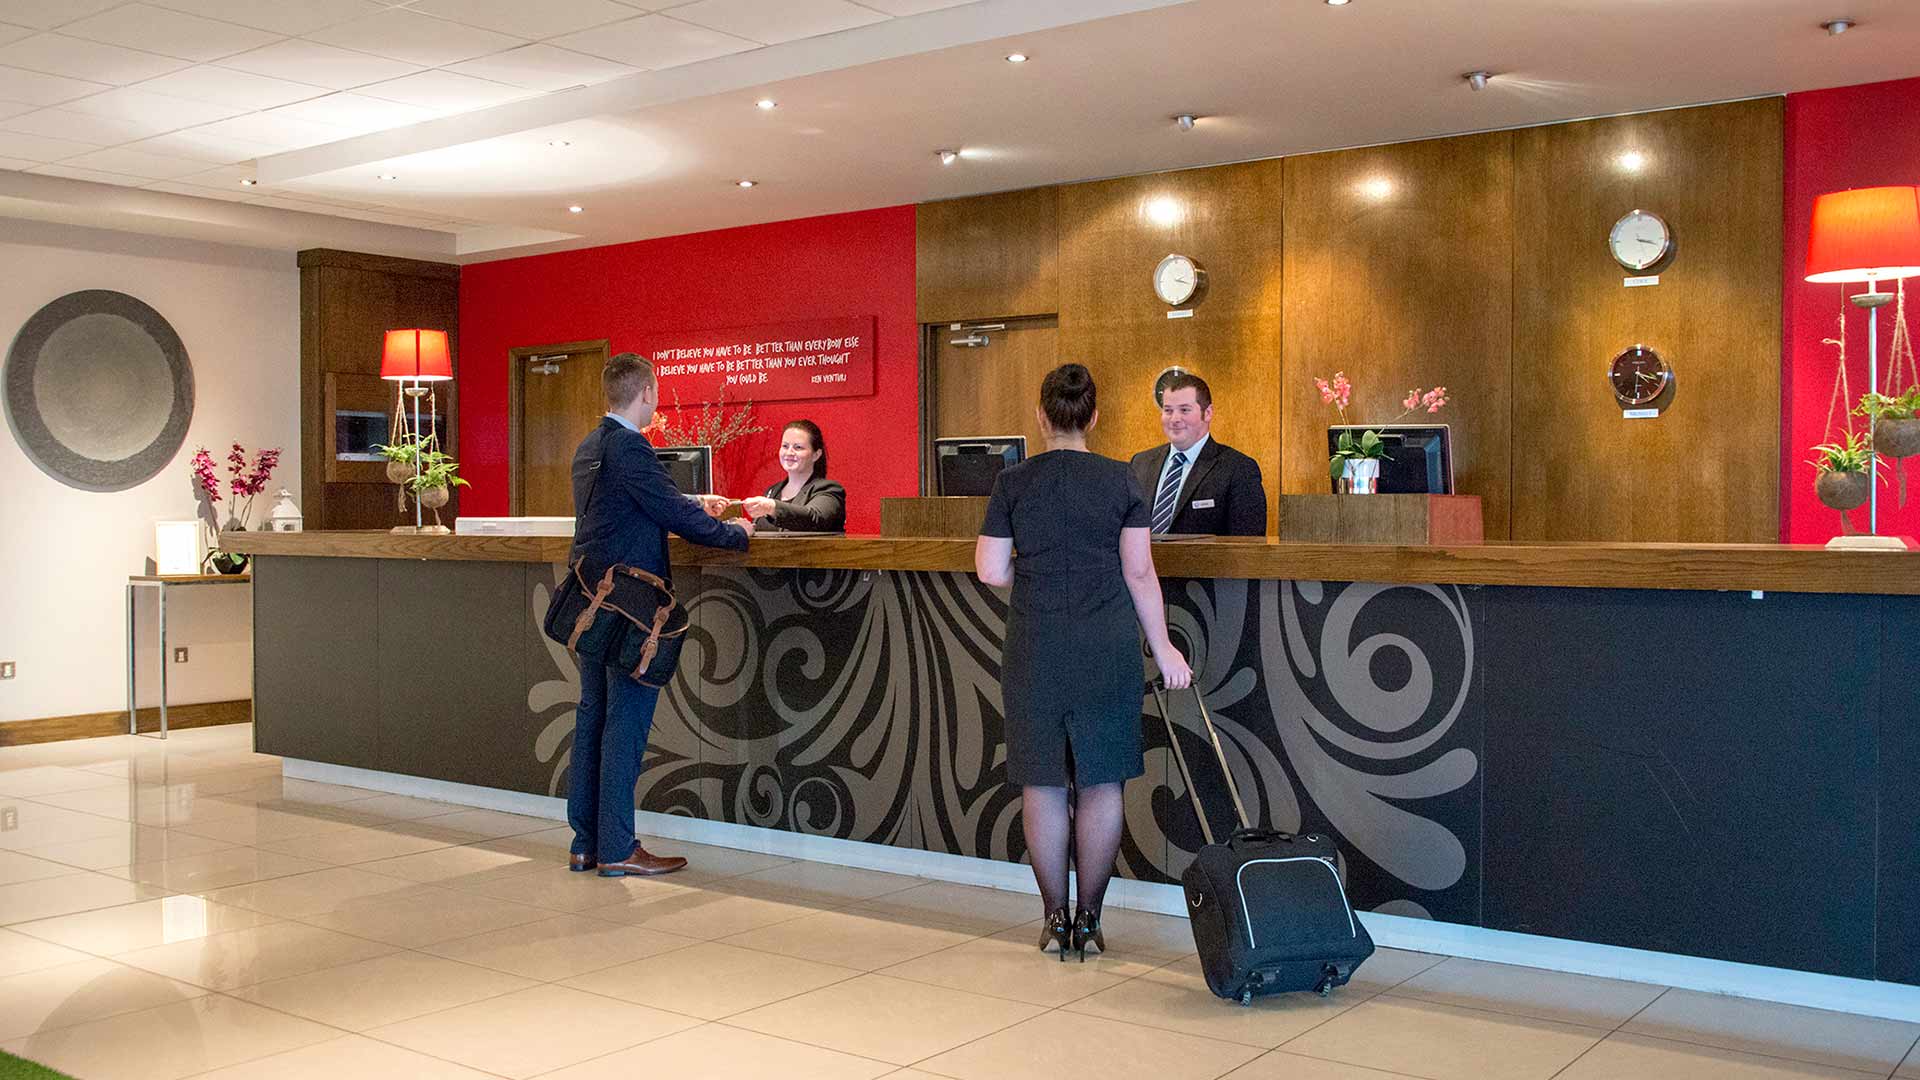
[540,432,689,689]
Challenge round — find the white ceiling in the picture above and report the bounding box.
[2,0,1919,263]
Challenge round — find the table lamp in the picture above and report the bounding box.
[1806,185,1920,550]
[381,328,453,534]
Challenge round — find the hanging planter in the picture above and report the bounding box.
[1816,469,1871,512]
[1809,433,1877,536]
[417,484,450,509]
[1856,388,1920,505]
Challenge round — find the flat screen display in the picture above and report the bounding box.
[935,436,1026,497]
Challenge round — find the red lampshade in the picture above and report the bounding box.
[380,329,453,381]
[1805,185,1920,283]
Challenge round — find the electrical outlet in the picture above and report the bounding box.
[0,661,14,680]
[173,647,189,664]
[1,806,16,831]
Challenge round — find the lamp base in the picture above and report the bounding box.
[1825,534,1912,550]
[389,524,453,536]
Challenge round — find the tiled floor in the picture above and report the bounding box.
[2,726,1917,1080]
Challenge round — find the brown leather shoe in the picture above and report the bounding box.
[596,843,688,877]
[569,853,596,872]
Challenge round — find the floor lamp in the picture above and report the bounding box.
[381,328,453,535]
[1806,186,1920,550]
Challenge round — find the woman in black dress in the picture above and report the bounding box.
[740,420,846,532]
[975,363,1192,961]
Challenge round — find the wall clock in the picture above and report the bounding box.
[1609,209,1671,271]
[1153,253,1205,306]
[1608,344,1671,408]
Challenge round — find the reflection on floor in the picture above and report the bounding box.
[1,726,1916,1079]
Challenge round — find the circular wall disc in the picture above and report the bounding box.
[4,290,195,492]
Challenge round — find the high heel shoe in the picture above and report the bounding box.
[1071,908,1104,962]
[1038,908,1072,961]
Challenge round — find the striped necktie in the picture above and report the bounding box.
[1152,450,1187,534]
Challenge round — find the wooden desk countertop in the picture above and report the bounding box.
[220,530,1920,596]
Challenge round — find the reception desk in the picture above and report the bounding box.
[223,530,1920,993]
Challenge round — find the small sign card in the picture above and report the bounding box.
[1166,309,1195,320]
[1622,408,1660,419]
[1624,275,1660,288]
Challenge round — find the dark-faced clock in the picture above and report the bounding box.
[1609,344,1671,408]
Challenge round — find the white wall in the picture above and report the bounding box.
[0,219,299,725]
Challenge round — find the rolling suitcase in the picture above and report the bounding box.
[1152,680,1375,1005]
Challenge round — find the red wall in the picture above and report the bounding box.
[1784,76,1920,543]
[458,206,920,534]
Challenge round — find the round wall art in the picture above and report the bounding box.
[4,289,195,492]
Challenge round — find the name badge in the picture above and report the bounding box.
[1191,499,1216,509]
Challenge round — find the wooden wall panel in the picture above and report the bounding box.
[1280,131,1516,538]
[1055,160,1285,532]
[298,249,460,531]
[916,187,1059,323]
[1510,99,1782,542]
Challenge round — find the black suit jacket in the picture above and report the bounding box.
[569,418,748,579]
[1128,438,1268,536]
[759,474,847,532]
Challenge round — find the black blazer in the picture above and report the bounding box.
[569,418,748,579]
[1128,438,1268,536]
[759,474,846,532]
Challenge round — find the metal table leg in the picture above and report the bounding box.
[126,583,136,736]
[157,583,169,740]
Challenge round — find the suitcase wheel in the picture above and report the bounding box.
[1238,988,1253,1008]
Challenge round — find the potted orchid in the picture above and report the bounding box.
[190,443,281,575]
[1313,372,1449,494]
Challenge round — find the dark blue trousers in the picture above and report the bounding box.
[567,661,661,864]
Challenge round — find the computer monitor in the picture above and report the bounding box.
[935,436,1026,496]
[1326,425,1453,494]
[654,445,713,495]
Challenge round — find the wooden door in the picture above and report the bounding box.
[510,340,609,516]
[930,317,1059,462]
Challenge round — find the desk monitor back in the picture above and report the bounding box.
[655,445,714,495]
[935,436,1026,497]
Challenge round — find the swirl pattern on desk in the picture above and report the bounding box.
[528,566,1480,915]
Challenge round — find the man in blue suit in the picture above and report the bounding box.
[566,352,752,877]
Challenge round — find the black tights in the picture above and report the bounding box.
[1022,782,1125,916]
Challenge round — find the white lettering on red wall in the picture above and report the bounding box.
[642,316,876,403]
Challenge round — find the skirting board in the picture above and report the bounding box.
[0,698,251,746]
[284,757,1920,1023]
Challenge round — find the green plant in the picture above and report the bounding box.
[405,448,470,493]
[371,435,424,464]
[1807,431,1877,474]
[1328,428,1391,481]
[1854,387,1920,423]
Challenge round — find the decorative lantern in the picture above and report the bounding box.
[267,488,304,533]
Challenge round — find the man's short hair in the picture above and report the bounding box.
[603,352,656,409]
[1163,372,1212,410]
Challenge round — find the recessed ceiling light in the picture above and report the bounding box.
[238,178,256,186]
[1823,18,1854,35]
[547,139,571,148]
[568,205,583,213]
[737,179,757,188]
[937,149,958,165]
[376,173,398,180]
[1004,52,1028,63]
[1174,114,1197,131]
[1326,0,1351,5]
[756,98,777,110]
[1464,70,1492,91]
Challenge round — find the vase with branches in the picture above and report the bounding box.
[642,386,767,491]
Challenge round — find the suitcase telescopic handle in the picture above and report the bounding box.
[1151,679,1253,842]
